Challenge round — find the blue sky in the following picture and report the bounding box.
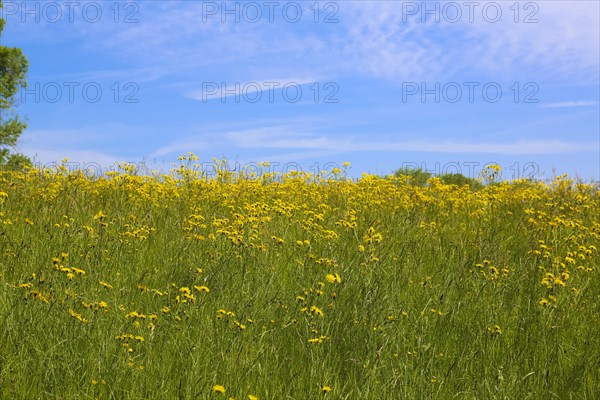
[2,0,599,180]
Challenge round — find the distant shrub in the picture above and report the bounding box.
[439,172,484,190]
[393,167,431,186]
[393,167,483,190]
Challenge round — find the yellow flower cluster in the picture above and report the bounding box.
[1,159,598,398]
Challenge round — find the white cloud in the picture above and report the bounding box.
[11,1,597,87]
[186,77,318,102]
[151,125,597,157]
[341,1,599,83]
[22,147,125,170]
[541,101,598,109]
[19,126,151,167]
[462,2,599,83]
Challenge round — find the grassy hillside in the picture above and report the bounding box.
[0,158,598,399]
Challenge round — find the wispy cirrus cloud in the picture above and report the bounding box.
[186,77,319,102]
[11,2,598,87]
[147,123,596,158]
[342,1,598,83]
[225,128,596,155]
[541,101,598,109]
[22,147,125,168]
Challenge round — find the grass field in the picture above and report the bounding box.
[0,157,599,399]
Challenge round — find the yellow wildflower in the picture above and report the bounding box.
[212,385,226,394]
[321,385,332,393]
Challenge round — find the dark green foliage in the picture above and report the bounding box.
[393,166,432,186]
[439,172,484,190]
[0,1,30,170]
[393,167,484,190]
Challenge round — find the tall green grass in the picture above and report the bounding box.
[0,165,598,399]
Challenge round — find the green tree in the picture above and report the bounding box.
[0,1,30,170]
[392,167,485,190]
[439,172,484,190]
[393,166,432,186]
